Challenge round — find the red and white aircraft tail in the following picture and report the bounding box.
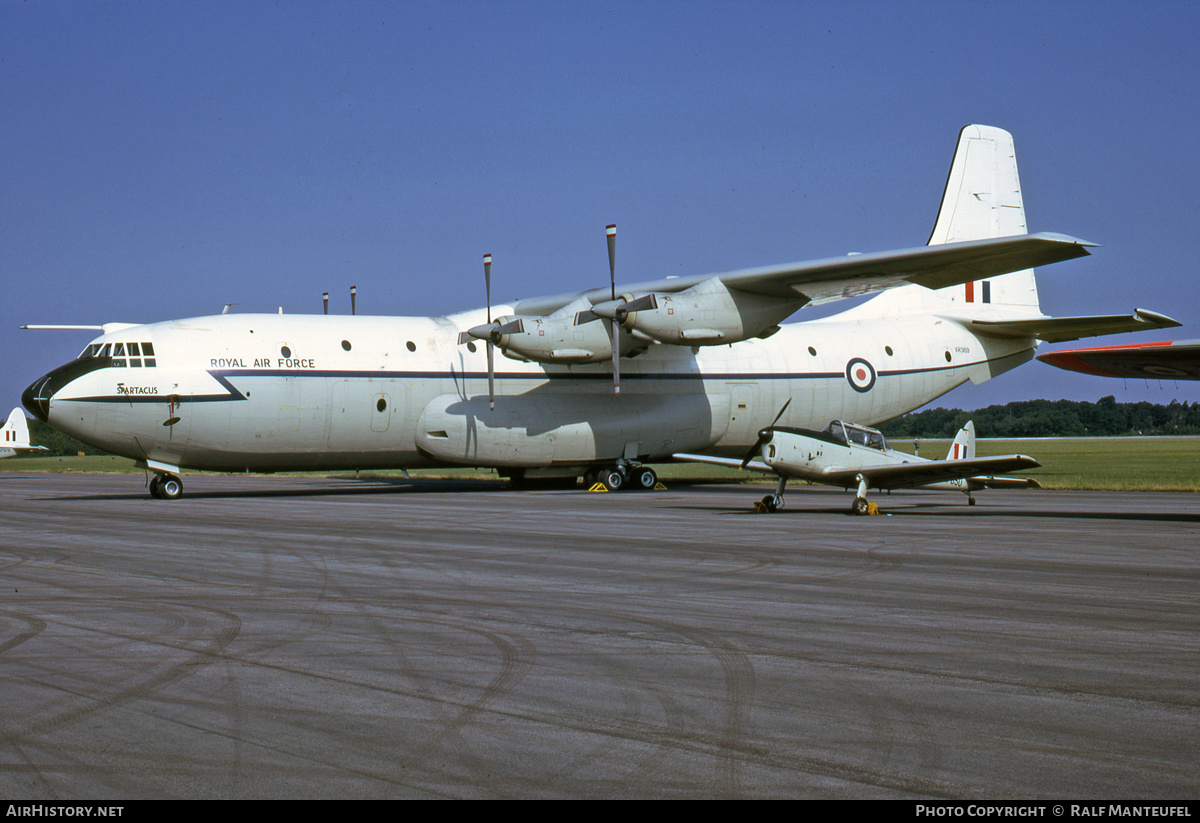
[1,407,45,458]
[946,420,977,461]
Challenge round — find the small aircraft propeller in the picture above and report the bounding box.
[740,398,792,468]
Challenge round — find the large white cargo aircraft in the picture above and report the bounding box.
[21,125,1179,499]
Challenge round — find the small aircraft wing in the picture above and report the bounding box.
[815,454,1041,491]
[1036,339,1200,379]
[672,453,773,473]
[516,233,1095,315]
[963,309,1180,343]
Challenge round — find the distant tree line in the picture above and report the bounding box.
[879,396,1200,439]
[26,419,109,456]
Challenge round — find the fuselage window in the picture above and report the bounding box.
[111,343,126,367]
[341,340,351,351]
[281,345,292,358]
[406,341,416,352]
[142,342,155,367]
[885,346,894,356]
[808,346,817,356]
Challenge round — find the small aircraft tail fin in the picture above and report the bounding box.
[856,125,1041,317]
[946,420,976,461]
[2,408,35,450]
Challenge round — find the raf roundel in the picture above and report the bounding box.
[846,358,877,393]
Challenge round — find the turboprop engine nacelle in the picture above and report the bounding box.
[592,277,806,346]
[470,297,640,364]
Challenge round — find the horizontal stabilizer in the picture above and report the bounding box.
[966,476,1042,490]
[964,308,1180,343]
[1037,339,1200,380]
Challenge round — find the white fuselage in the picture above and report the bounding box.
[27,304,1034,474]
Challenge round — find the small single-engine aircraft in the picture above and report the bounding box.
[676,407,1040,513]
[0,408,47,459]
[20,125,1178,499]
[1037,339,1200,380]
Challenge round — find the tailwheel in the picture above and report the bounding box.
[150,473,183,500]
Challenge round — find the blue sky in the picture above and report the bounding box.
[4,0,1200,414]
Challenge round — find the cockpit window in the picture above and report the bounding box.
[76,341,155,367]
[824,420,889,451]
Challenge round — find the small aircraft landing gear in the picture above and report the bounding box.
[753,477,788,514]
[967,493,977,506]
[149,473,183,500]
[851,496,870,516]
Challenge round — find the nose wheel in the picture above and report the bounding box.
[149,473,183,500]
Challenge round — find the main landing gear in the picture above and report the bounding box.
[148,473,183,500]
[584,461,658,492]
[754,476,788,513]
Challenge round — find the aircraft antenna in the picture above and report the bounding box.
[351,285,357,316]
[323,292,329,315]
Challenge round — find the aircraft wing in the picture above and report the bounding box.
[816,455,1041,491]
[1036,339,1200,379]
[672,453,773,473]
[515,232,1095,315]
[964,309,1180,343]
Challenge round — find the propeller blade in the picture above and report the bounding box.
[607,225,620,394]
[484,254,492,323]
[493,318,524,337]
[770,397,792,427]
[484,254,495,411]
[607,224,616,301]
[487,338,495,412]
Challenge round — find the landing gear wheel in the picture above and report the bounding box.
[967,495,977,506]
[633,467,657,491]
[154,473,183,500]
[759,494,780,513]
[601,468,626,492]
[851,497,869,516]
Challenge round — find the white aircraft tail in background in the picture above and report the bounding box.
[947,420,976,461]
[1,408,46,459]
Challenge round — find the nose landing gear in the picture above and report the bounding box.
[148,473,183,500]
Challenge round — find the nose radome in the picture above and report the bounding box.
[22,374,52,422]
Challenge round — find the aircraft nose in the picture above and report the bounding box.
[22,355,109,423]
[22,374,53,422]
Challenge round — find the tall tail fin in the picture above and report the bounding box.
[946,420,976,461]
[858,125,1040,317]
[3,408,34,450]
